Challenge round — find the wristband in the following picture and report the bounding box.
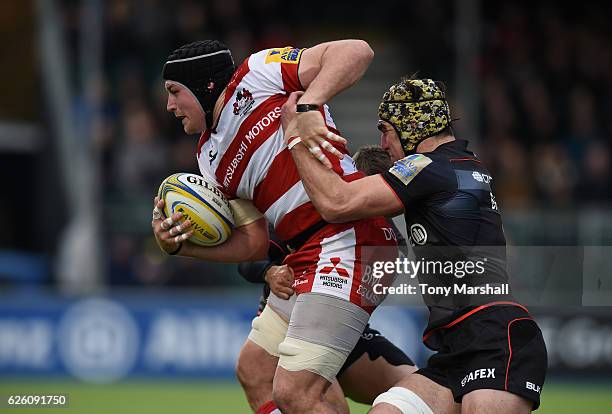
[287,136,302,150]
[238,260,272,284]
[168,242,183,256]
[261,261,276,284]
[296,104,320,112]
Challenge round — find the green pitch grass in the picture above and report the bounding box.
[1,380,611,413]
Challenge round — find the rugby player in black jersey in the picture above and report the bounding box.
[282,79,547,414]
[236,146,417,412]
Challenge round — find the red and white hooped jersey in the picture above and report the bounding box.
[196,47,361,241]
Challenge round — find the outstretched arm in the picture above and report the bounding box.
[290,143,403,222]
[282,92,403,222]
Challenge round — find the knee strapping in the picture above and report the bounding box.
[278,336,347,382]
[372,387,433,414]
[247,305,288,357]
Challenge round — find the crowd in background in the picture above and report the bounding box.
[57,0,611,286]
[478,2,611,208]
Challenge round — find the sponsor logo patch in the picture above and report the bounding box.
[232,88,254,116]
[265,47,304,64]
[472,171,492,183]
[311,229,356,301]
[293,279,309,287]
[410,223,427,246]
[526,381,541,393]
[388,154,432,186]
[461,368,496,387]
[490,192,498,210]
[222,106,282,189]
[320,257,350,278]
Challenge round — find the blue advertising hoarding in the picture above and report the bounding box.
[2,290,611,382]
[0,290,429,382]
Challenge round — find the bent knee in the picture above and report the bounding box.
[272,382,313,413]
[272,380,294,412]
[273,368,326,412]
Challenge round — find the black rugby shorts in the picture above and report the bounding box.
[417,304,547,409]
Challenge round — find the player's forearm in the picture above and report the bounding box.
[299,40,373,105]
[179,220,269,263]
[179,240,259,263]
[238,260,271,283]
[290,144,352,222]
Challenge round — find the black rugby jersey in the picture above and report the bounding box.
[382,139,514,330]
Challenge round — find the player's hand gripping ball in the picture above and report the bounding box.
[157,173,234,246]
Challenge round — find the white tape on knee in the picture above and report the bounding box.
[372,387,433,414]
[278,336,346,382]
[247,306,288,357]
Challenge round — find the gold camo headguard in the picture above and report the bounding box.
[378,78,451,154]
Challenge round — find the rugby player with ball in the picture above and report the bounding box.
[152,39,401,413]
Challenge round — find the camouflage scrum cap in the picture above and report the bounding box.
[378,78,451,154]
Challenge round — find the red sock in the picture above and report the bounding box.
[255,400,281,414]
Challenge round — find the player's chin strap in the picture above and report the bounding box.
[373,387,433,414]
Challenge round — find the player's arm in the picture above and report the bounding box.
[237,235,294,298]
[238,260,271,283]
[290,143,403,222]
[180,217,269,263]
[280,91,402,222]
[298,39,374,106]
[294,40,375,167]
[237,261,294,299]
[237,234,287,283]
[152,197,269,263]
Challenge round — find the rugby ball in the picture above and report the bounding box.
[157,173,234,246]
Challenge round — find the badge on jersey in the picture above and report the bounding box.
[232,88,254,116]
[265,47,304,64]
[388,154,432,186]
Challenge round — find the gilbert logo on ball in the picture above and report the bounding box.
[158,173,234,246]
